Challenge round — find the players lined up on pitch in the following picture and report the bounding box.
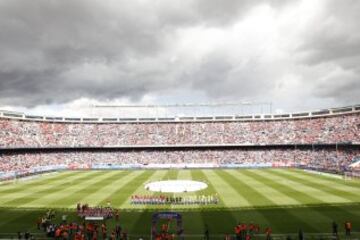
[130,195,219,205]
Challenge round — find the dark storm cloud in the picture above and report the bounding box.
[0,0,359,109]
[0,3,144,105]
[0,0,264,106]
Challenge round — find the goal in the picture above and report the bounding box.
[344,171,360,180]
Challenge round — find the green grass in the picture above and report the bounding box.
[0,168,359,238]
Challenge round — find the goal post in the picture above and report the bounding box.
[344,171,360,180]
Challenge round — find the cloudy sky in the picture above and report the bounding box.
[0,0,359,117]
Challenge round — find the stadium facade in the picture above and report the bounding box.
[0,104,359,180]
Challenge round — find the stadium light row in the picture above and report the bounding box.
[0,104,359,123]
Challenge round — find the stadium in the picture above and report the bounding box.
[2,0,360,239]
[0,104,359,239]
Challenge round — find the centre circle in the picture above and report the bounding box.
[144,180,208,193]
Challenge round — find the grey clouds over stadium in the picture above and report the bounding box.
[0,0,359,116]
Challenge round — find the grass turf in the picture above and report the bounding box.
[0,168,359,237]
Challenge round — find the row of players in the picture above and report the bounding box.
[131,195,219,205]
[76,203,118,220]
[1,149,358,174]
[0,113,359,147]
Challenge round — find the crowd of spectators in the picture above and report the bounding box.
[1,149,359,174]
[0,113,359,148]
[1,112,359,177]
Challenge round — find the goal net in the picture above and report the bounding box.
[344,171,360,180]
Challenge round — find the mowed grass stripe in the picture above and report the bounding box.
[127,170,180,235]
[0,172,98,225]
[178,169,192,180]
[122,170,181,235]
[196,170,227,207]
[261,170,347,204]
[122,211,153,235]
[107,170,155,208]
[50,171,131,208]
[0,171,99,207]
[237,169,333,232]
[177,171,205,233]
[192,170,225,208]
[219,170,320,232]
[189,169,202,207]
[0,171,78,194]
[249,169,360,225]
[0,210,39,230]
[197,170,237,233]
[293,168,360,188]
[0,172,100,225]
[214,169,313,233]
[120,170,168,209]
[0,171,95,198]
[123,170,168,196]
[0,172,68,192]
[245,169,325,205]
[80,170,147,207]
[19,171,116,208]
[216,170,273,206]
[287,169,360,197]
[269,169,360,221]
[269,169,352,203]
[226,169,300,206]
[173,170,199,210]
[202,169,251,208]
[169,170,180,210]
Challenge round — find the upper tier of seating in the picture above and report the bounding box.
[1,109,359,148]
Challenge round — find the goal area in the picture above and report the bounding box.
[344,171,360,180]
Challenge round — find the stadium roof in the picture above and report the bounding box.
[1,104,359,123]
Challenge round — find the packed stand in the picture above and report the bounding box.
[1,149,359,175]
[0,113,359,148]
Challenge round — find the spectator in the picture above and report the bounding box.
[344,220,352,236]
[332,221,338,238]
[0,112,359,148]
[298,229,303,240]
[204,224,210,240]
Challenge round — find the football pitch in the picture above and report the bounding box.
[0,168,359,237]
